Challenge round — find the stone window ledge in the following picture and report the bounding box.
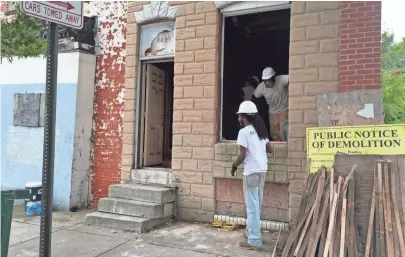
[214,141,290,183]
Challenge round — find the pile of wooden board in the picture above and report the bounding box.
[281,160,405,257]
[366,160,405,257]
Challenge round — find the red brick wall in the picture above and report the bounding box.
[91,2,128,206]
[339,1,382,92]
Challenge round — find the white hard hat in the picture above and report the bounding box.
[262,67,276,80]
[236,101,258,114]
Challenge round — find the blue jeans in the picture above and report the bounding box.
[243,172,265,246]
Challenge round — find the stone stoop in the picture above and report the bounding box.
[85,183,176,233]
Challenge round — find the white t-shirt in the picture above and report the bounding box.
[236,125,269,176]
[253,75,289,113]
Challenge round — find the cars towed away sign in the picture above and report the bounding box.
[21,1,83,29]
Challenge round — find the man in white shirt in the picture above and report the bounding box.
[253,67,289,141]
[231,101,272,250]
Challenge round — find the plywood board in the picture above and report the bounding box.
[317,89,384,127]
[215,178,289,209]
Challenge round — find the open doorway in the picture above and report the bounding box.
[138,61,174,169]
[221,8,291,141]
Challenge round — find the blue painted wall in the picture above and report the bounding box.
[1,83,77,211]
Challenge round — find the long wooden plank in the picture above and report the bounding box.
[374,162,381,257]
[347,178,356,257]
[281,173,320,257]
[342,164,358,194]
[383,161,394,257]
[311,169,326,237]
[377,161,387,257]
[398,156,405,238]
[318,210,329,257]
[340,190,348,257]
[293,204,316,256]
[308,188,331,257]
[390,160,405,257]
[297,174,316,226]
[293,174,328,257]
[296,227,312,257]
[323,191,339,257]
[395,157,405,253]
[392,214,399,257]
[353,175,360,257]
[331,177,343,257]
[365,167,377,257]
[330,168,334,210]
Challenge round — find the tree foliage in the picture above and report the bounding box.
[382,32,405,70]
[381,31,405,124]
[1,2,47,61]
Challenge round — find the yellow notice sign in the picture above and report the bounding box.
[306,124,405,173]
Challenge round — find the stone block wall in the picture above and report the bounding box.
[287,1,341,220]
[171,1,221,222]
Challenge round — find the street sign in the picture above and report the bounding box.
[21,1,83,29]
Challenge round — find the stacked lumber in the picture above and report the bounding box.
[366,160,405,257]
[282,160,405,257]
[281,164,359,257]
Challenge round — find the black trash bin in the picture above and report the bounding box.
[25,182,42,201]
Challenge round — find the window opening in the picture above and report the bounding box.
[221,8,291,142]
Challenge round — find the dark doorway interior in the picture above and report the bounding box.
[222,9,291,141]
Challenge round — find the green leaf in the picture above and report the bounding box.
[1,2,47,62]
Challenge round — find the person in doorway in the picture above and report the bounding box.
[253,67,289,141]
[231,101,272,251]
[241,76,260,101]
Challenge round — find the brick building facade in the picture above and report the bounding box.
[91,1,382,224]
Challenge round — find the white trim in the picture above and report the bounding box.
[220,1,290,17]
[134,61,142,169]
[140,55,175,61]
[220,15,225,141]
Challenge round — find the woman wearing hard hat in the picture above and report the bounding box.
[231,101,272,251]
[253,67,289,141]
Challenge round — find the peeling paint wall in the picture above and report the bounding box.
[90,1,128,205]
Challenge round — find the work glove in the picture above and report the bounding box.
[231,163,237,177]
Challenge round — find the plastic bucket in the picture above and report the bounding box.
[25,182,42,201]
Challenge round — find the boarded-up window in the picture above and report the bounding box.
[13,93,45,127]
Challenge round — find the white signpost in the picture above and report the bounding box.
[21,1,83,29]
[20,2,84,256]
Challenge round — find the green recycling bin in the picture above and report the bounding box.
[1,188,29,257]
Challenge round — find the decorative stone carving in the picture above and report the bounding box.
[214,1,240,9]
[134,1,178,24]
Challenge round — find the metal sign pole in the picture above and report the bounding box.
[39,21,58,257]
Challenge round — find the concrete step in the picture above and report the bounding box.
[98,198,173,219]
[131,168,176,186]
[85,212,171,233]
[108,184,175,204]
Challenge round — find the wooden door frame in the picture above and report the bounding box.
[134,58,174,169]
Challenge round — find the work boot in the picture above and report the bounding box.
[239,241,262,251]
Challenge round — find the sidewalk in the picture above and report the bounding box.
[8,206,284,257]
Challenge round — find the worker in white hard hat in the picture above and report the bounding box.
[232,101,272,251]
[253,67,289,141]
